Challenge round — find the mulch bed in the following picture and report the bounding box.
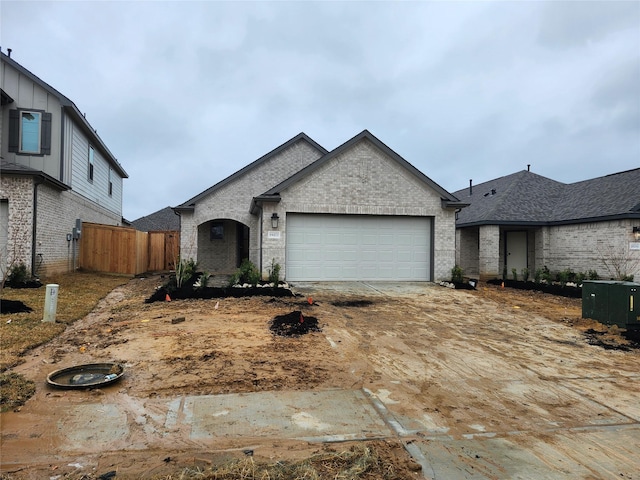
[269,311,322,337]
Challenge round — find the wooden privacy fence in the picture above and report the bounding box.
[79,223,179,275]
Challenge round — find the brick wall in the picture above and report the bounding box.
[0,176,34,273]
[1,176,122,279]
[458,221,640,282]
[268,139,457,281]
[179,140,324,269]
[546,220,640,280]
[179,137,458,282]
[35,185,121,277]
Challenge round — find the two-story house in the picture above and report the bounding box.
[1,50,128,279]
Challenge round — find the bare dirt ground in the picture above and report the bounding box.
[1,277,639,479]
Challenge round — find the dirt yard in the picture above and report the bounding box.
[1,277,639,479]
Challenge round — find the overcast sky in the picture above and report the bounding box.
[2,1,639,221]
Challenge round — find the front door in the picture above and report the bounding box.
[505,231,527,277]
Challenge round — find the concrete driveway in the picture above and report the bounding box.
[292,281,640,479]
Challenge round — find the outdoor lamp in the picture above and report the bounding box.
[271,213,279,229]
[634,226,640,240]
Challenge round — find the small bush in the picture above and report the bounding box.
[511,268,518,281]
[622,274,635,282]
[268,259,281,285]
[534,268,542,283]
[588,270,599,280]
[541,266,552,283]
[6,262,30,287]
[451,265,464,283]
[175,257,197,289]
[230,259,261,286]
[521,268,529,282]
[194,271,210,289]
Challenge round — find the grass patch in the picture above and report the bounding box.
[0,372,35,412]
[0,272,129,410]
[172,444,407,479]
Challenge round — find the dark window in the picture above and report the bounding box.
[88,145,95,181]
[108,167,113,196]
[211,222,224,240]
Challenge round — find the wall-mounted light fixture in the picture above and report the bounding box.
[633,226,640,240]
[271,213,280,229]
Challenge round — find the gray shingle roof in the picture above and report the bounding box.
[454,168,640,226]
[131,206,180,232]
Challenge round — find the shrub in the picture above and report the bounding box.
[194,271,210,289]
[268,259,281,285]
[622,274,635,282]
[588,269,599,280]
[557,269,570,286]
[575,272,586,285]
[541,266,552,283]
[521,268,529,282]
[6,262,29,287]
[534,268,542,283]
[175,257,197,289]
[511,268,518,281]
[231,259,261,286]
[451,265,464,283]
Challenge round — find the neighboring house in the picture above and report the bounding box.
[0,50,128,278]
[130,206,180,232]
[453,168,640,281]
[174,130,466,282]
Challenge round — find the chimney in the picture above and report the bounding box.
[469,179,473,195]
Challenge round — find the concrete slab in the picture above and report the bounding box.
[412,425,640,480]
[184,389,391,442]
[59,404,129,451]
[51,389,392,455]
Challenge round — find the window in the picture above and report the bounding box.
[88,145,95,181]
[8,109,52,155]
[20,111,41,153]
[108,167,113,196]
[211,222,224,240]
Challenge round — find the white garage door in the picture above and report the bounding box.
[286,214,431,281]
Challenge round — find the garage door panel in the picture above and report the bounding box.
[286,214,431,281]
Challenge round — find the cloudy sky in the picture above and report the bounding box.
[2,1,638,221]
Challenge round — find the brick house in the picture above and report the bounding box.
[453,168,640,281]
[174,130,466,282]
[0,51,128,278]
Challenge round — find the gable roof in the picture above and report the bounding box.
[174,132,328,212]
[255,129,466,209]
[1,52,128,178]
[454,168,640,227]
[130,206,180,232]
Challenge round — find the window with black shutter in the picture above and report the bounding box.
[7,109,52,156]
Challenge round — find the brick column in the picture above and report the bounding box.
[479,225,500,281]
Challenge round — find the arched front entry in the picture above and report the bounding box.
[197,219,249,274]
